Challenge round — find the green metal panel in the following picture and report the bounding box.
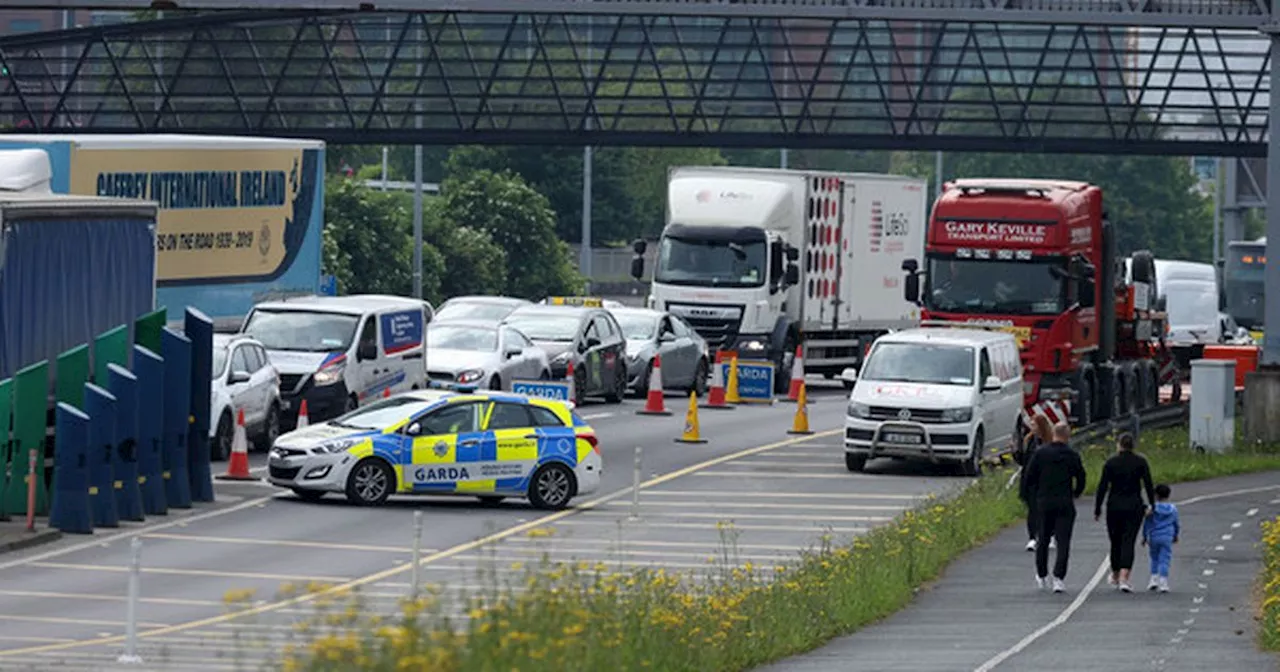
[56,344,90,409]
[134,308,167,354]
[93,325,130,385]
[0,378,11,518]
[8,361,49,515]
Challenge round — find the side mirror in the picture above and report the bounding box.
[785,246,800,262]
[405,422,421,436]
[228,370,251,385]
[839,367,858,383]
[632,238,647,255]
[504,347,522,360]
[1078,279,1096,308]
[982,375,1002,391]
[660,331,677,343]
[901,258,918,273]
[785,263,800,286]
[904,272,920,303]
[630,256,645,281]
[357,342,378,361]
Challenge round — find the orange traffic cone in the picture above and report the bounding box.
[725,353,743,404]
[674,391,708,444]
[637,354,673,415]
[566,360,577,405]
[217,409,258,481]
[787,381,814,435]
[296,399,310,428]
[785,344,805,402]
[701,350,735,410]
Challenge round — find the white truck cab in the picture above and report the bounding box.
[241,295,431,430]
[843,328,1022,477]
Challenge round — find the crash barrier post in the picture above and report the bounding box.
[25,447,37,531]
[118,537,143,665]
[49,403,92,534]
[56,344,90,411]
[637,354,672,416]
[85,382,120,529]
[9,361,49,516]
[410,510,424,598]
[701,350,735,410]
[107,364,145,522]
[133,346,168,516]
[133,307,167,356]
[185,308,215,503]
[93,324,130,387]
[629,446,643,521]
[0,377,10,522]
[675,391,708,444]
[787,381,814,435]
[785,344,805,402]
[161,329,193,509]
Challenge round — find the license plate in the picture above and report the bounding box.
[882,432,923,445]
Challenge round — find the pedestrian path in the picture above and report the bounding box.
[760,470,1280,672]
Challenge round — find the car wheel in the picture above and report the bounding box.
[604,365,625,404]
[490,375,503,391]
[528,462,576,510]
[292,488,325,502]
[692,358,708,396]
[844,453,867,472]
[213,412,233,461]
[574,369,588,403]
[962,429,985,477]
[634,362,653,398]
[254,404,281,452]
[345,458,394,506]
[477,495,506,506]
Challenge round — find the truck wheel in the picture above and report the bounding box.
[845,453,867,472]
[962,429,985,477]
[1142,362,1160,408]
[1074,377,1094,427]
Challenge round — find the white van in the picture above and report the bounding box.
[241,295,431,430]
[842,328,1022,477]
[1126,258,1222,366]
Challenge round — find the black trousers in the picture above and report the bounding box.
[1025,498,1038,540]
[1035,501,1077,580]
[1106,507,1145,572]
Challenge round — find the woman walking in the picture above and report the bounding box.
[1016,414,1054,552]
[1094,432,1156,592]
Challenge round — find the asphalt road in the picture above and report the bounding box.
[0,379,970,670]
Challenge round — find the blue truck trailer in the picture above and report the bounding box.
[0,134,325,331]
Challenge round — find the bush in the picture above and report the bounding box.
[1260,515,1280,651]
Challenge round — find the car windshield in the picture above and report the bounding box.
[862,342,975,386]
[655,235,767,288]
[1165,284,1219,329]
[503,314,580,342]
[212,345,229,377]
[242,310,360,352]
[614,313,658,340]
[330,397,438,430]
[435,301,518,322]
[427,325,498,352]
[926,257,1065,315]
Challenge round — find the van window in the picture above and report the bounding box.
[1164,284,1219,329]
[979,349,993,381]
[358,316,378,354]
[243,309,360,352]
[231,347,252,376]
[861,343,974,386]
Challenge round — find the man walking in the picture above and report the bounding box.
[1020,421,1087,593]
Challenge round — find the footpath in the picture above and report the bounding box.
[760,470,1280,672]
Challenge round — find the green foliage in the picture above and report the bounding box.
[423,198,509,299]
[322,176,441,299]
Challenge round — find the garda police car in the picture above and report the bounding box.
[267,387,602,509]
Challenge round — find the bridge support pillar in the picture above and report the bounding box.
[1245,17,1280,443]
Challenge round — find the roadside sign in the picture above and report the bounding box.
[718,359,775,403]
[319,274,338,296]
[511,379,572,402]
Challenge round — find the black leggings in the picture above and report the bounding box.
[1025,498,1038,540]
[1106,508,1145,572]
[1035,503,1076,580]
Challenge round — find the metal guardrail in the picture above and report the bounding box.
[992,401,1191,469]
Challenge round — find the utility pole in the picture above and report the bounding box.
[412,17,424,300]
[581,17,594,290]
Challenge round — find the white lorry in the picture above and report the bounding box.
[629,166,927,392]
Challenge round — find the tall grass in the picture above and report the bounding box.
[1259,516,1280,651]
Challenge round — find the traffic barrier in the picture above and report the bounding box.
[133,346,168,516]
[56,344,89,410]
[8,361,48,516]
[787,381,814,435]
[637,355,672,416]
[107,364,145,522]
[161,328,193,509]
[185,308,215,503]
[724,354,743,404]
[134,307,167,355]
[93,324,130,388]
[566,360,577,405]
[0,377,10,521]
[297,399,311,428]
[701,350,735,410]
[674,391,708,444]
[785,344,805,402]
[217,409,257,481]
[85,382,120,528]
[49,403,92,535]
[1203,344,1258,389]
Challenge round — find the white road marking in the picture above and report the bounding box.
[693,470,874,479]
[600,500,907,512]
[1222,534,1233,541]
[1202,569,1215,576]
[582,412,614,420]
[1183,618,1195,626]
[578,510,890,522]
[1193,596,1204,604]
[1230,521,1242,529]
[1247,507,1259,516]
[1214,545,1225,551]
[1197,582,1208,589]
[1207,558,1218,564]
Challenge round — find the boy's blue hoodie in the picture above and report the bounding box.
[1143,501,1180,544]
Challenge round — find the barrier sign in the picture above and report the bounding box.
[511,379,573,402]
[718,359,775,403]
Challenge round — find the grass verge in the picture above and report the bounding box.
[270,425,1280,672]
[1260,514,1280,651]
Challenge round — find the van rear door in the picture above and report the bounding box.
[380,307,427,392]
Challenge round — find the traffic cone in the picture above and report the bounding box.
[637,354,673,415]
[701,350,735,410]
[674,391,708,444]
[785,344,805,402]
[216,409,258,481]
[725,354,743,404]
[566,360,577,405]
[787,381,814,435]
[296,399,310,428]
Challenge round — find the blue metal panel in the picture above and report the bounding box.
[185,308,214,502]
[133,345,168,515]
[161,328,192,509]
[84,382,119,528]
[49,403,92,534]
[107,363,144,522]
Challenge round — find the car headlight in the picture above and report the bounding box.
[456,369,485,384]
[848,402,872,419]
[313,363,345,387]
[940,407,973,423]
[313,438,364,454]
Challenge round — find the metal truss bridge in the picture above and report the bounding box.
[0,1,1273,154]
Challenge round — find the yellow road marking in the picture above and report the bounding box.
[0,589,221,607]
[503,537,807,551]
[0,635,76,643]
[636,490,920,500]
[600,500,907,511]
[143,532,420,554]
[0,613,170,628]
[28,562,350,583]
[551,519,869,533]
[577,510,890,522]
[0,427,841,657]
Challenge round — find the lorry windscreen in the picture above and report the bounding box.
[925,257,1065,315]
[242,309,361,352]
[862,343,975,386]
[655,231,766,288]
[1224,245,1264,283]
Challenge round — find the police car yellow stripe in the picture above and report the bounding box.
[455,479,497,493]
[411,437,456,464]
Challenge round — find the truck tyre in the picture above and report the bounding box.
[1140,361,1160,409]
[845,453,867,472]
[1121,365,1139,415]
[1073,375,1094,427]
[1131,250,1159,301]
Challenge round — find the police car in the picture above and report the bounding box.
[267,387,603,509]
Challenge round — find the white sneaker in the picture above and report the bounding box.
[1119,580,1133,593]
[1158,576,1170,593]
[1035,575,1047,590]
[1147,576,1160,591]
[1049,538,1057,550]
[1026,539,1037,552]
[1052,578,1066,593]
[1107,572,1118,587]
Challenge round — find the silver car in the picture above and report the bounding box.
[434,296,532,323]
[611,307,709,396]
[425,321,551,390]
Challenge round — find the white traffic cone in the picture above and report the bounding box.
[785,344,805,402]
[217,409,257,481]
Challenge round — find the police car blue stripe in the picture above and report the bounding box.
[479,434,498,462]
[454,431,488,463]
[412,482,455,492]
[494,477,525,491]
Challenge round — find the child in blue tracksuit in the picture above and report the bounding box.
[1142,483,1180,592]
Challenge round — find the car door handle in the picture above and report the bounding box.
[459,439,479,447]
[523,433,539,439]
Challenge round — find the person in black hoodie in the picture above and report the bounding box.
[1016,413,1054,552]
[1093,432,1155,593]
[1020,421,1087,593]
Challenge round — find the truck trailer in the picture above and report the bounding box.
[0,134,325,331]
[901,179,1173,428]
[630,166,927,391]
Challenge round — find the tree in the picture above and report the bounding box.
[322,176,444,299]
[440,169,584,299]
[422,198,509,298]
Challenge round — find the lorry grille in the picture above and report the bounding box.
[868,406,947,423]
[681,317,742,349]
[279,374,305,393]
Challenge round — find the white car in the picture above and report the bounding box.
[211,334,283,460]
[425,321,552,389]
